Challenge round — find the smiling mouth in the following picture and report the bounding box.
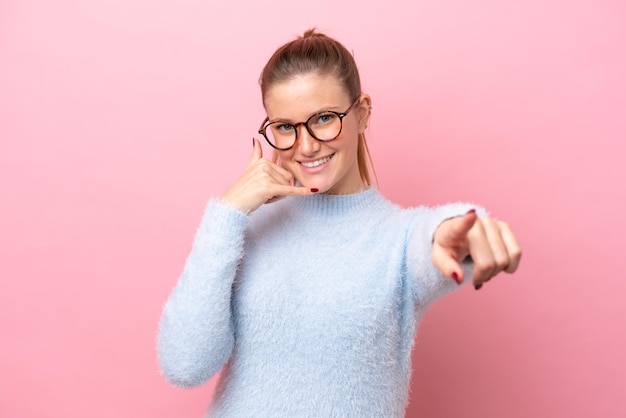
[299,154,334,168]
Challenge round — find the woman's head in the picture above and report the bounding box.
[259,29,376,194]
[260,29,361,109]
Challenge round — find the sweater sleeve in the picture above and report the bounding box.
[157,200,249,388]
[406,203,488,308]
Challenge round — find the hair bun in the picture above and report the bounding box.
[300,28,325,39]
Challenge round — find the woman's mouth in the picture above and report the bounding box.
[299,154,334,168]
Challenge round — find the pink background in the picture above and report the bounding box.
[1,0,625,417]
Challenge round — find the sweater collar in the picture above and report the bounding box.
[292,187,386,217]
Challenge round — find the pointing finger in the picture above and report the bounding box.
[431,209,479,285]
[431,246,465,284]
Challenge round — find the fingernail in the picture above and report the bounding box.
[474,283,483,290]
[310,188,319,193]
[451,271,461,285]
[252,138,255,147]
[466,209,476,215]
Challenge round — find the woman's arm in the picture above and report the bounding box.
[157,200,248,388]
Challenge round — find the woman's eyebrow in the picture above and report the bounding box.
[268,105,343,123]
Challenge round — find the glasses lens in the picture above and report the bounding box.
[308,112,341,141]
[264,122,296,149]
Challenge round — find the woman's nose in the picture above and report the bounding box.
[296,126,320,155]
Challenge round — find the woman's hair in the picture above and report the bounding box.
[259,29,377,187]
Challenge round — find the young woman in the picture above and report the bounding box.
[158,29,522,417]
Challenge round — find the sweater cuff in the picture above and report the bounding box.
[194,199,249,244]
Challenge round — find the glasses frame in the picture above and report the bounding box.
[258,96,361,151]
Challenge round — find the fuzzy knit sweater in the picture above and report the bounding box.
[157,187,479,417]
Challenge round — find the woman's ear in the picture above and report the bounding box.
[357,94,372,134]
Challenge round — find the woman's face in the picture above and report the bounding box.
[263,73,370,195]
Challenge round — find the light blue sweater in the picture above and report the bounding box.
[158,188,478,417]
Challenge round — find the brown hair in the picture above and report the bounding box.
[259,29,377,187]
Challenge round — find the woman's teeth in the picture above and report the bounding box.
[301,155,333,168]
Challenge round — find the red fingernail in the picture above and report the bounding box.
[466,209,476,215]
[310,188,319,193]
[474,283,483,290]
[451,271,461,285]
[252,138,255,147]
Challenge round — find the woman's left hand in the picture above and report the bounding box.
[432,210,522,289]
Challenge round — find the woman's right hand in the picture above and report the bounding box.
[222,138,314,214]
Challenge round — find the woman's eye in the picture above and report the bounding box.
[316,114,335,125]
[276,124,294,133]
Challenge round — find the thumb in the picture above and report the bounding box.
[248,137,263,166]
[432,209,477,284]
[435,209,477,246]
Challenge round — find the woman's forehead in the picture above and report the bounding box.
[264,74,350,120]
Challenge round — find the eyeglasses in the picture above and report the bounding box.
[258,96,361,151]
